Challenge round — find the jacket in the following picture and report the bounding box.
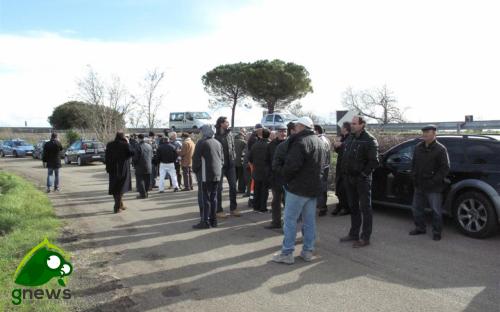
[234,133,247,167]
[105,139,134,195]
[340,130,379,177]
[248,139,270,181]
[268,138,286,187]
[318,134,331,170]
[156,142,177,164]
[283,129,324,197]
[42,139,62,169]
[334,133,349,183]
[133,140,153,175]
[411,140,450,192]
[192,137,224,183]
[215,128,236,168]
[179,138,195,167]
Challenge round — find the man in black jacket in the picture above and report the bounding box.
[192,124,224,229]
[248,128,271,213]
[156,137,179,193]
[409,125,450,241]
[332,122,351,216]
[214,116,240,217]
[340,116,379,248]
[133,134,153,199]
[42,132,63,193]
[272,117,323,265]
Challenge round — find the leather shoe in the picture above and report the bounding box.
[353,240,370,248]
[192,222,209,229]
[265,223,281,229]
[433,233,441,241]
[339,235,357,242]
[409,229,426,235]
[338,209,350,216]
[318,209,327,217]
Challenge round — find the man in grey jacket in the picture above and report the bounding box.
[133,134,153,199]
[192,124,224,229]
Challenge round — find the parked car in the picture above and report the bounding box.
[169,111,211,131]
[372,134,500,238]
[64,140,106,166]
[261,112,297,129]
[33,140,49,160]
[0,139,34,158]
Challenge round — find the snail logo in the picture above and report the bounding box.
[11,239,73,305]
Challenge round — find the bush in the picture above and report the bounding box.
[65,130,81,147]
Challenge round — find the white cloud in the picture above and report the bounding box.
[1,0,499,127]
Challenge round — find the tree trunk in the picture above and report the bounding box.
[267,101,275,114]
[231,97,237,129]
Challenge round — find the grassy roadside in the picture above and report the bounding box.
[0,171,65,312]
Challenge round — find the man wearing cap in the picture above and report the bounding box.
[234,128,247,193]
[409,125,450,241]
[132,134,153,199]
[248,128,271,213]
[266,124,288,229]
[272,117,323,264]
[243,123,264,203]
[339,116,379,248]
[314,125,332,216]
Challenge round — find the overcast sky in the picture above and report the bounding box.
[1,0,499,127]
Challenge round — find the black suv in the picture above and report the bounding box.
[373,135,500,238]
[64,140,106,166]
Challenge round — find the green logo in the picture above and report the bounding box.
[11,239,74,305]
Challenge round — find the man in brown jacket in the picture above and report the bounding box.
[178,132,195,191]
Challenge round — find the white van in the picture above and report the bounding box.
[169,112,212,131]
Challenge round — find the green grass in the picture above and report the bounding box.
[0,172,65,312]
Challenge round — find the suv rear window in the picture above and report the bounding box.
[440,139,466,164]
[466,142,500,165]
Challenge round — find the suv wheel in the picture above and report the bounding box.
[1,151,4,157]
[64,156,71,164]
[13,151,18,158]
[453,191,498,238]
[77,156,83,166]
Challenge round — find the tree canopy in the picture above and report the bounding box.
[48,101,91,130]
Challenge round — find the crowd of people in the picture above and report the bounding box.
[41,114,449,265]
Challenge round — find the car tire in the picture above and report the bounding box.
[13,151,18,158]
[1,151,4,157]
[453,191,498,238]
[64,156,71,164]
[77,156,83,166]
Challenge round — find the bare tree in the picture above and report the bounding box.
[288,102,321,124]
[342,85,407,124]
[138,68,165,130]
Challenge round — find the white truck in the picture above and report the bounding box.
[169,111,212,131]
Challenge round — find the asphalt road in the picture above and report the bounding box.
[1,157,499,312]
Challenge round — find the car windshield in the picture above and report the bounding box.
[192,112,210,119]
[281,114,297,121]
[13,141,29,146]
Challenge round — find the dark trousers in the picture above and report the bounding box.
[136,173,151,197]
[344,175,373,241]
[150,162,157,189]
[253,179,269,211]
[335,176,349,211]
[271,185,285,226]
[196,172,203,219]
[244,164,252,196]
[412,189,443,234]
[317,167,329,210]
[202,181,218,223]
[217,165,238,212]
[235,165,246,193]
[182,166,193,190]
[112,193,123,213]
[175,162,182,188]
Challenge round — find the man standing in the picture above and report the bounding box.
[234,129,247,194]
[248,128,271,213]
[410,125,450,241]
[192,124,224,229]
[339,116,379,248]
[156,137,179,193]
[215,116,240,217]
[272,117,323,265]
[244,124,264,201]
[314,125,331,217]
[169,132,183,189]
[332,122,351,216]
[148,131,158,190]
[133,134,153,199]
[178,132,195,191]
[42,132,63,193]
[266,124,288,229]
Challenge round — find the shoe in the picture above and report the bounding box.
[272,253,294,265]
[318,209,327,217]
[242,194,250,198]
[299,251,313,262]
[136,195,146,199]
[409,229,427,236]
[265,223,281,229]
[209,220,218,228]
[216,212,228,219]
[173,188,179,192]
[230,209,241,217]
[54,187,60,192]
[353,240,370,248]
[339,235,357,242]
[46,188,51,193]
[159,190,165,193]
[331,207,341,215]
[433,233,441,241]
[338,210,351,216]
[192,222,210,229]
[190,187,194,191]
[181,188,190,192]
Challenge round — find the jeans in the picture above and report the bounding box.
[201,181,218,223]
[344,175,373,241]
[182,166,193,190]
[136,173,151,197]
[412,189,443,234]
[217,164,238,212]
[159,163,178,191]
[46,168,59,189]
[281,190,317,255]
